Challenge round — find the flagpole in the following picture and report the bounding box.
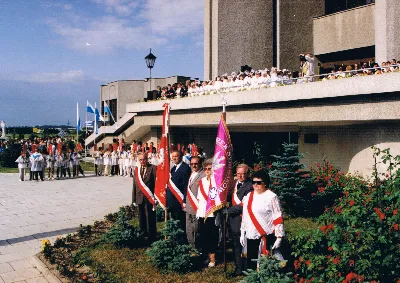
[221,93,228,276]
[94,102,97,150]
[76,103,79,178]
[85,104,88,159]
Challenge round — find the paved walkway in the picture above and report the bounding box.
[0,173,132,282]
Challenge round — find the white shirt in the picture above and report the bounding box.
[196,176,214,218]
[241,189,285,239]
[172,161,183,172]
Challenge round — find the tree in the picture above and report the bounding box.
[269,143,310,217]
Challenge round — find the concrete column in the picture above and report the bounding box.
[375,0,400,64]
[204,0,212,81]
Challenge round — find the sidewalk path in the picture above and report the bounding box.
[0,173,132,282]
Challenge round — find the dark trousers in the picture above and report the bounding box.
[198,217,219,255]
[33,171,39,181]
[185,213,198,249]
[29,169,33,180]
[246,234,277,270]
[229,216,245,272]
[111,165,119,175]
[95,164,99,175]
[138,201,156,241]
[63,167,71,178]
[169,208,186,232]
[72,165,84,177]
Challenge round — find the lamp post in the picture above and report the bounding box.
[145,48,157,94]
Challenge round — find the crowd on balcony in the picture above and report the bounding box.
[153,55,400,101]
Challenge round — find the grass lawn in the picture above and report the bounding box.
[0,167,18,173]
[39,206,317,283]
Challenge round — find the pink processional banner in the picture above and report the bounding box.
[205,113,234,218]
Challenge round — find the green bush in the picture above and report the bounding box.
[100,207,142,248]
[309,161,348,216]
[289,149,400,282]
[0,143,21,168]
[242,256,292,283]
[156,206,165,222]
[269,143,312,217]
[146,219,193,273]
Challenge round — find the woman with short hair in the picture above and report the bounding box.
[240,170,285,270]
[196,158,220,267]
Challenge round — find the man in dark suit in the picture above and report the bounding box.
[227,164,253,276]
[184,156,205,249]
[132,152,157,241]
[167,150,191,230]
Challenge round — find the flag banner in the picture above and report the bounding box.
[86,101,95,113]
[95,107,104,122]
[154,103,170,210]
[112,143,118,152]
[104,101,116,123]
[205,113,234,218]
[119,138,123,151]
[76,143,83,151]
[47,144,53,155]
[85,120,94,127]
[57,143,62,153]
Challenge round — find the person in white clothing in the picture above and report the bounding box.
[240,170,285,270]
[15,152,27,181]
[103,149,111,176]
[196,158,220,268]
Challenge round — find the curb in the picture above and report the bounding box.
[29,255,63,283]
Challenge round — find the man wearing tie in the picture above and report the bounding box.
[185,156,205,249]
[167,150,191,230]
[226,164,253,276]
[132,152,157,241]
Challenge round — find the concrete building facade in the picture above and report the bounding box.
[204,0,399,80]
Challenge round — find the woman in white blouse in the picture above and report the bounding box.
[196,158,220,268]
[240,170,284,270]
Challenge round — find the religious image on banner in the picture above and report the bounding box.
[205,114,234,218]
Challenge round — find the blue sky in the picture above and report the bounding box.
[0,0,204,126]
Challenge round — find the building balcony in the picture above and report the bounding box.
[313,4,375,57]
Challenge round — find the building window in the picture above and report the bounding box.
[304,133,319,144]
[325,0,374,15]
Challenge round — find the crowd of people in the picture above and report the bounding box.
[12,137,85,182]
[132,149,285,276]
[153,55,400,100]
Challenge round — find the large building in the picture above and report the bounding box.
[86,0,400,176]
[204,0,400,79]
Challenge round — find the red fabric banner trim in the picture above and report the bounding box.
[187,189,198,214]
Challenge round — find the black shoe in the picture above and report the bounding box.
[234,269,243,276]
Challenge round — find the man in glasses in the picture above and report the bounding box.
[226,163,253,276]
[132,152,157,241]
[185,156,205,249]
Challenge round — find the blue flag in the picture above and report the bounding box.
[87,101,95,113]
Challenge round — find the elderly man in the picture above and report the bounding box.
[227,163,253,276]
[132,152,157,241]
[167,150,191,230]
[184,156,205,249]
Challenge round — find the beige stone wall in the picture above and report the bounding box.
[313,4,375,55]
[299,123,400,176]
[279,0,325,71]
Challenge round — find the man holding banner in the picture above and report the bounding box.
[132,152,157,241]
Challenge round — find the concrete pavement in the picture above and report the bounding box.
[0,173,132,282]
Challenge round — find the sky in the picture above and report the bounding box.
[0,0,204,126]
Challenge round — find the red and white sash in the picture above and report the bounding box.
[135,167,155,205]
[232,181,242,206]
[247,191,269,256]
[168,174,184,208]
[187,184,198,213]
[198,179,208,202]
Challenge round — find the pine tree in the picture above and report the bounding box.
[269,143,310,217]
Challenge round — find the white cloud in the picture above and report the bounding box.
[49,16,167,54]
[141,0,203,35]
[0,70,85,83]
[46,0,203,54]
[91,0,140,16]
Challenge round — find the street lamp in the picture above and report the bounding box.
[145,48,157,93]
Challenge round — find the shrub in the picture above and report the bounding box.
[156,205,165,222]
[269,143,311,217]
[100,207,142,248]
[290,149,400,282]
[146,219,193,273]
[242,256,292,283]
[0,143,21,168]
[309,161,347,215]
